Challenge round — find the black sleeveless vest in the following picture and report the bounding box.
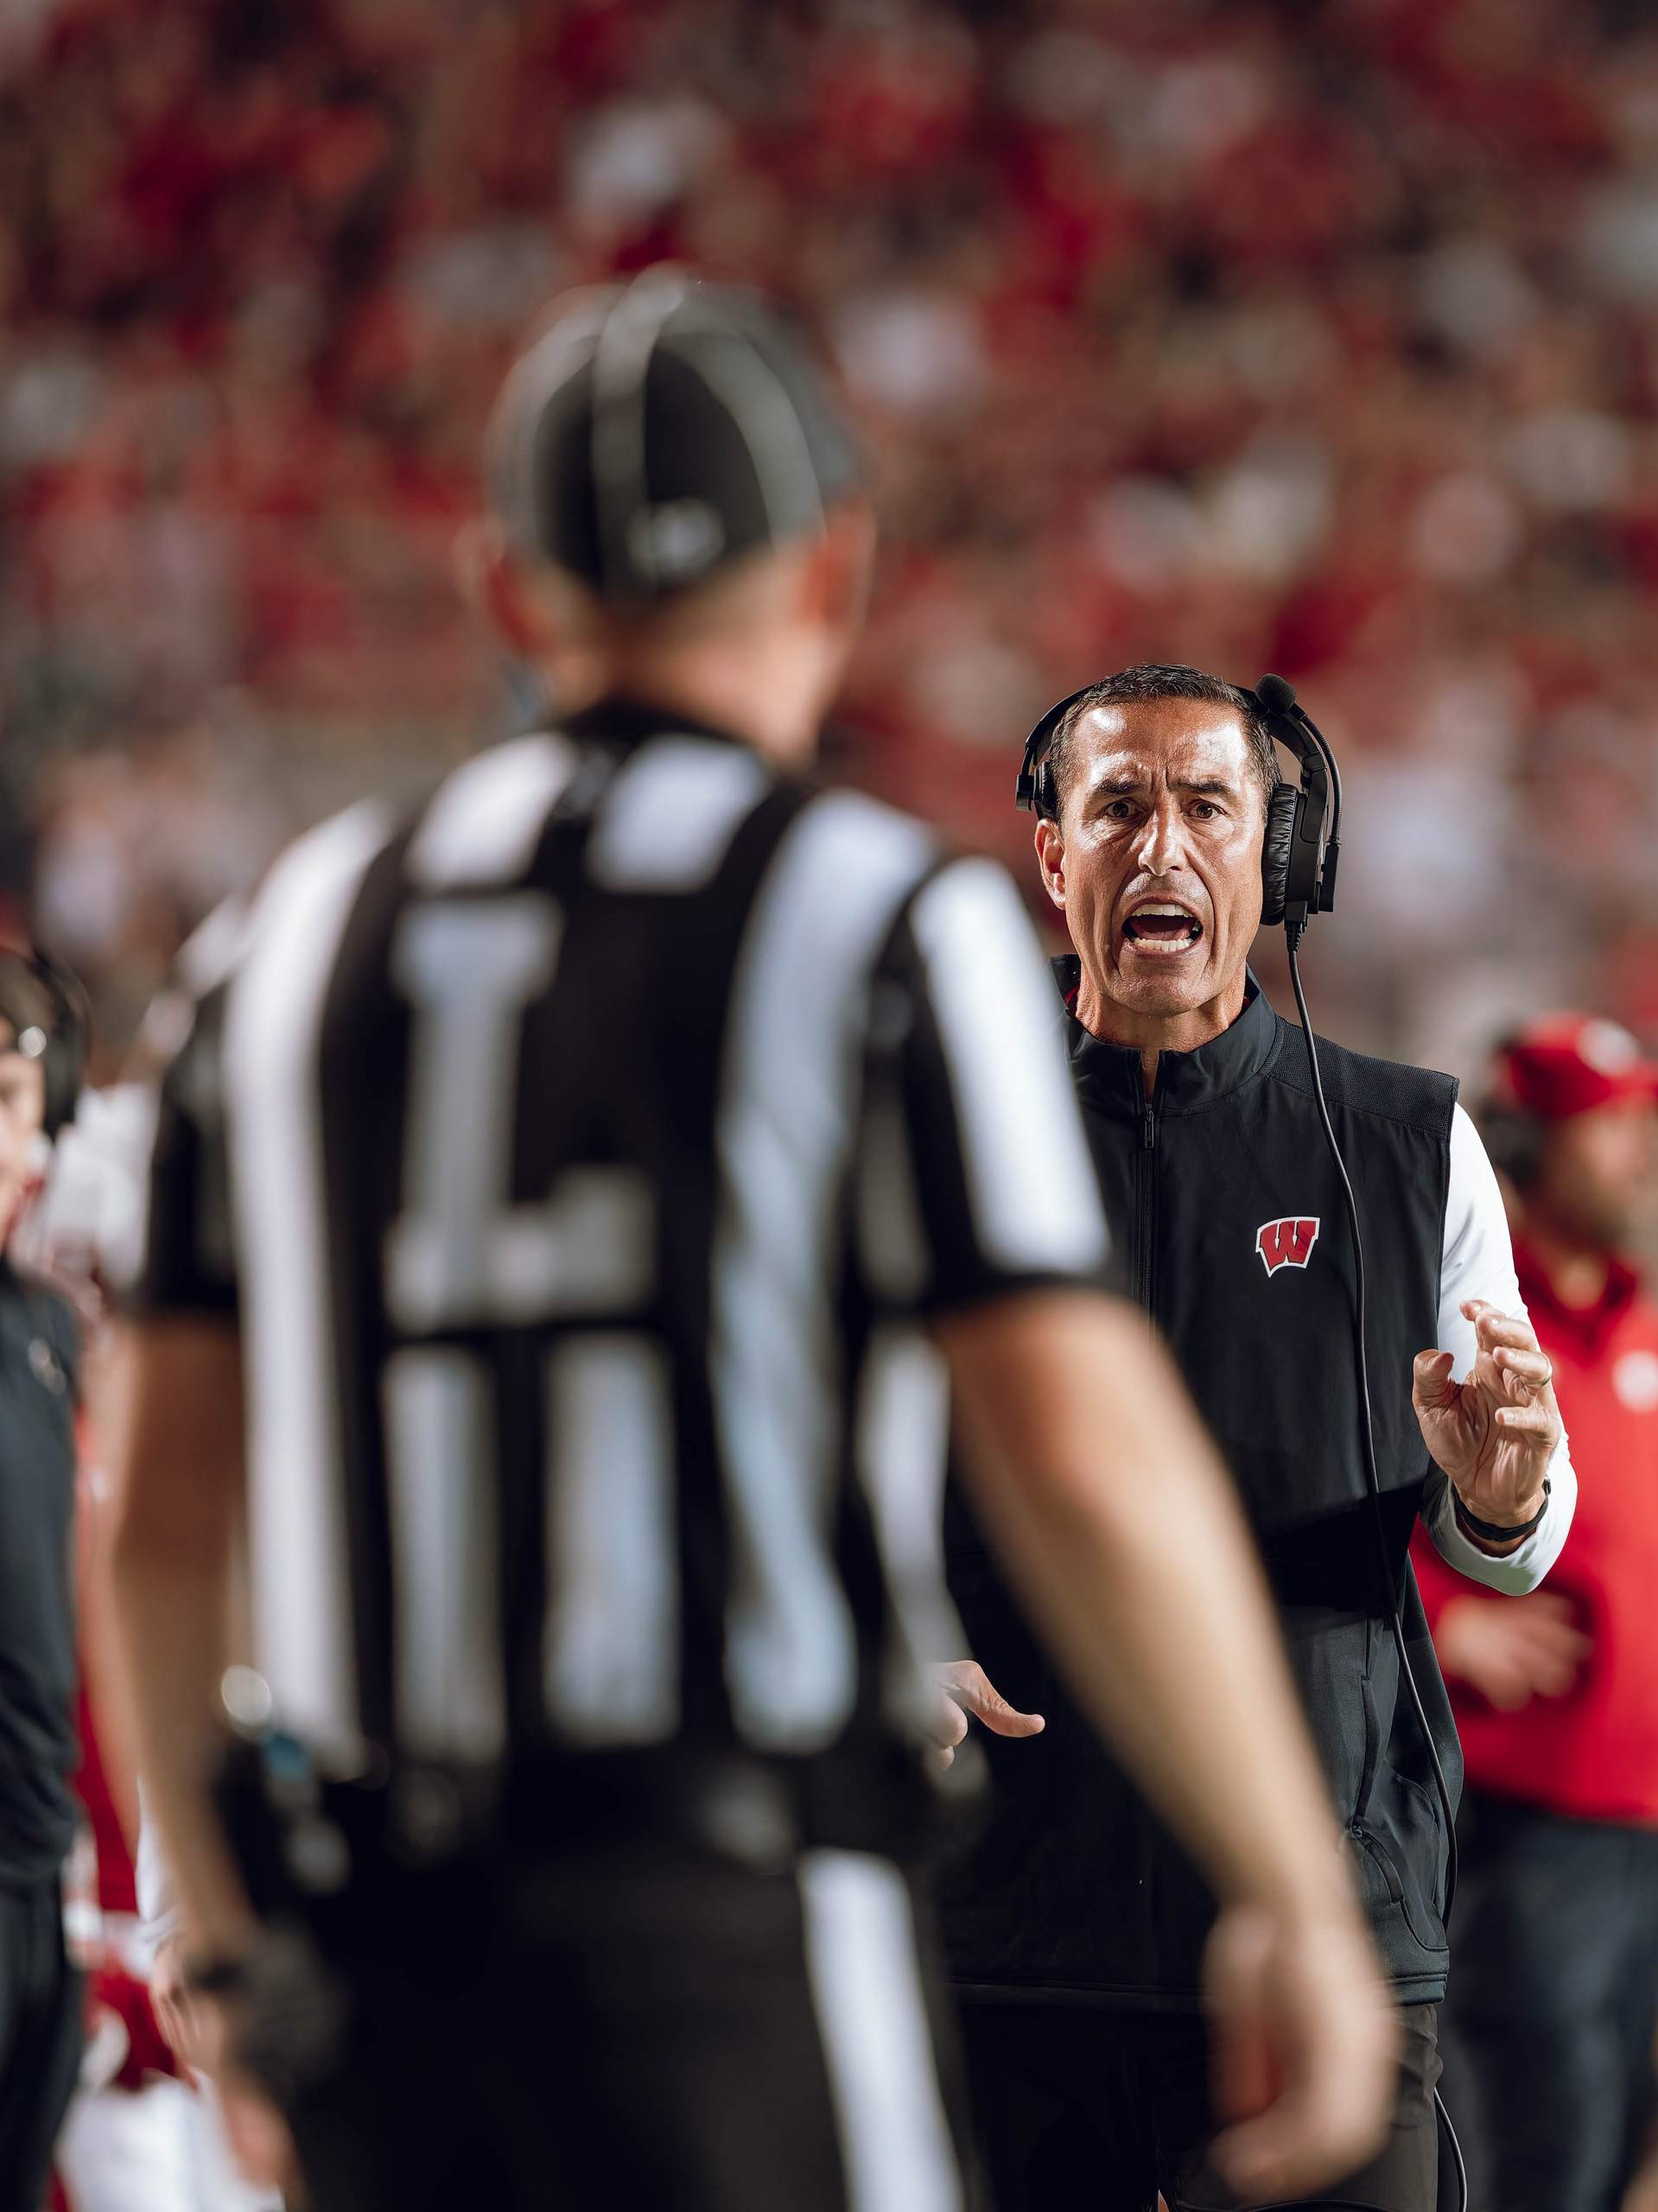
[938,968,1462,2007]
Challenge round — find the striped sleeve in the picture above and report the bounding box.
[857,856,1110,1318]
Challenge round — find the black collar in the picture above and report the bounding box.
[559,695,750,750]
[1051,956,1280,1117]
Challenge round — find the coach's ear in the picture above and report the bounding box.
[1034,817,1068,912]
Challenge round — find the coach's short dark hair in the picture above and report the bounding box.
[1044,664,1280,818]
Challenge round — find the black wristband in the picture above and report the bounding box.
[1452,1476,1551,1548]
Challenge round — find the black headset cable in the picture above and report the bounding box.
[1286,923,1468,2212]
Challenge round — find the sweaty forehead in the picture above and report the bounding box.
[1070,701,1256,793]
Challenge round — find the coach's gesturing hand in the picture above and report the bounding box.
[1413,1299,1561,1541]
[928,1661,1045,1770]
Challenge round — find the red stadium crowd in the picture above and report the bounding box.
[2,0,1658,1066]
[6,0,1658,1065]
[6,6,1658,2207]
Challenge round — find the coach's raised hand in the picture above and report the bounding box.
[1413,1299,1562,1544]
[928,1660,1045,1770]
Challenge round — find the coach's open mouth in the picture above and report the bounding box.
[1122,900,1204,956]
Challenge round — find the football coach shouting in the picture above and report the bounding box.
[934,664,1576,2212]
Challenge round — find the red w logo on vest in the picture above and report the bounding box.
[1256,1217,1320,1276]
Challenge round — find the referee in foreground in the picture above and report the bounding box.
[108,273,1391,2212]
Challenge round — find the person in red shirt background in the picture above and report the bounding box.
[1414,1014,1658,2212]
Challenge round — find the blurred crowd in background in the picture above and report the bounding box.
[5,0,1658,1080]
[7,5,1658,2209]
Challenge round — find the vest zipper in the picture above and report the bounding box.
[1134,1060,1159,1313]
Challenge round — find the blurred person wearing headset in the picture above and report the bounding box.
[0,950,89,2208]
[932,666,1573,2212]
[1413,1016,1658,2212]
[17,1018,282,2212]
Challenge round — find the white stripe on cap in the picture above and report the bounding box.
[588,266,694,596]
[490,273,833,590]
[709,791,936,1751]
[908,859,1111,1278]
[799,1849,964,2212]
[224,800,396,1764]
[664,299,827,545]
[486,288,613,559]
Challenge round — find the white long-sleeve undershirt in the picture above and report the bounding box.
[1418,1103,1575,1595]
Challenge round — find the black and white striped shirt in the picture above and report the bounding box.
[135,701,1109,1839]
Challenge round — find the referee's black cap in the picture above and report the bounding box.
[487,268,864,607]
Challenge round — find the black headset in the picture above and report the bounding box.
[0,949,91,1141]
[1015,671,1343,940]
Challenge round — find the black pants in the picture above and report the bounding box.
[240,1842,983,2212]
[1445,1790,1658,2212]
[959,1999,1444,2210]
[0,1876,83,2209]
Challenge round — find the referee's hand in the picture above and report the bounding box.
[1204,1891,1398,2204]
[927,1661,1045,1770]
[150,1935,204,2081]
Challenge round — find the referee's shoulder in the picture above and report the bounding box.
[793,776,945,846]
[1267,1012,1458,1140]
[235,793,405,928]
[230,749,960,951]
[762,772,950,880]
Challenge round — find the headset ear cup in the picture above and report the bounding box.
[1261,783,1300,927]
[1035,761,1058,821]
[41,1044,75,1141]
[30,956,88,1141]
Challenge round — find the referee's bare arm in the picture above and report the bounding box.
[942,1288,1396,2208]
[105,1316,254,1965]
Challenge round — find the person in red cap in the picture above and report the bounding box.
[1413,1012,1658,2212]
